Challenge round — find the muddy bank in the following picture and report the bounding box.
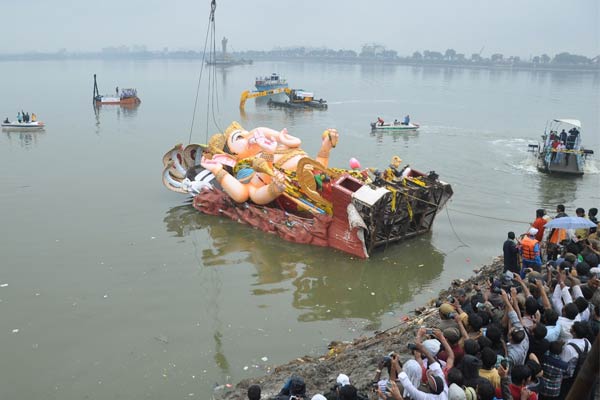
[218,257,505,399]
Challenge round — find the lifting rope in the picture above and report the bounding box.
[188,0,223,145]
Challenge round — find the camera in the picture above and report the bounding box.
[425,328,434,335]
[476,302,486,310]
[407,343,418,351]
[492,286,502,294]
[447,295,455,303]
[382,356,392,369]
[500,359,509,369]
[528,277,537,284]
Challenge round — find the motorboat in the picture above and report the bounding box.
[528,118,594,176]
[371,121,420,131]
[1,120,45,130]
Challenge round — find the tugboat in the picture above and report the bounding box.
[93,74,141,106]
[255,73,288,91]
[240,88,327,110]
[528,119,594,176]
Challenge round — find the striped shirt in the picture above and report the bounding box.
[539,353,568,397]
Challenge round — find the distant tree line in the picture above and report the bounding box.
[1,45,598,70]
[241,45,599,68]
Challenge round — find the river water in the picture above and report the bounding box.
[0,60,598,399]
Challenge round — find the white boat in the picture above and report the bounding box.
[527,118,594,176]
[1,120,45,130]
[255,73,288,91]
[370,121,420,131]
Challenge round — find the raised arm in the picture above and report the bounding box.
[551,279,564,313]
[510,287,524,325]
[501,289,516,332]
[453,313,469,341]
[315,128,338,167]
[514,274,532,298]
[536,279,551,310]
[434,328,454,369]
[497,363,513,400]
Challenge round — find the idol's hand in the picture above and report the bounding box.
[200,155,223,174]
[321,128,339,150]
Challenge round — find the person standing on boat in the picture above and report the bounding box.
[403,115,410,125]
[17,111,22,123]
[566,130,578,150]
[115,86,119,96]
[559,129,568,145]
[550,138,560,163]
[31,113,37,122]
[377,117,385,126]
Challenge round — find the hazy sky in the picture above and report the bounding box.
[2,0,598,58]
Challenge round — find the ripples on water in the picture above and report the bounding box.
[0,60,598,399]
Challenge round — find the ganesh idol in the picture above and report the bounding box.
[162,121,341,210]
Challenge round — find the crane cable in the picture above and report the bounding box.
[188,0,223,144]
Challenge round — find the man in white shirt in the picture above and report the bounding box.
[398,361,448,400]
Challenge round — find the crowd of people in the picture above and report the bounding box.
[239,205,599,400]
[548,128,580,151]
[547,128,581,165]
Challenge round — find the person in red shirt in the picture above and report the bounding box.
[531,209,547,242]
[496,364,538,400]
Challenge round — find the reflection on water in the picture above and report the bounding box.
[291,239,444,328]
[536,174,581,209]
[370,128,420,144]
[163,203,445,329]
[3,130,44,148]
[359,63,398,80]
[163,201,204,237]
[93,103,140,122]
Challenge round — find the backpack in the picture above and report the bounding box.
[568,340,590,378]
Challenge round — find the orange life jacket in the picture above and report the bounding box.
[549,228,567,244]
[521,236,539,260]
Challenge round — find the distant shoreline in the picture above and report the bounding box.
[1,53,598,73]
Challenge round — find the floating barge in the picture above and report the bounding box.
[93,74,141,106]
[240,88,328,110]
[163,144,452,259]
